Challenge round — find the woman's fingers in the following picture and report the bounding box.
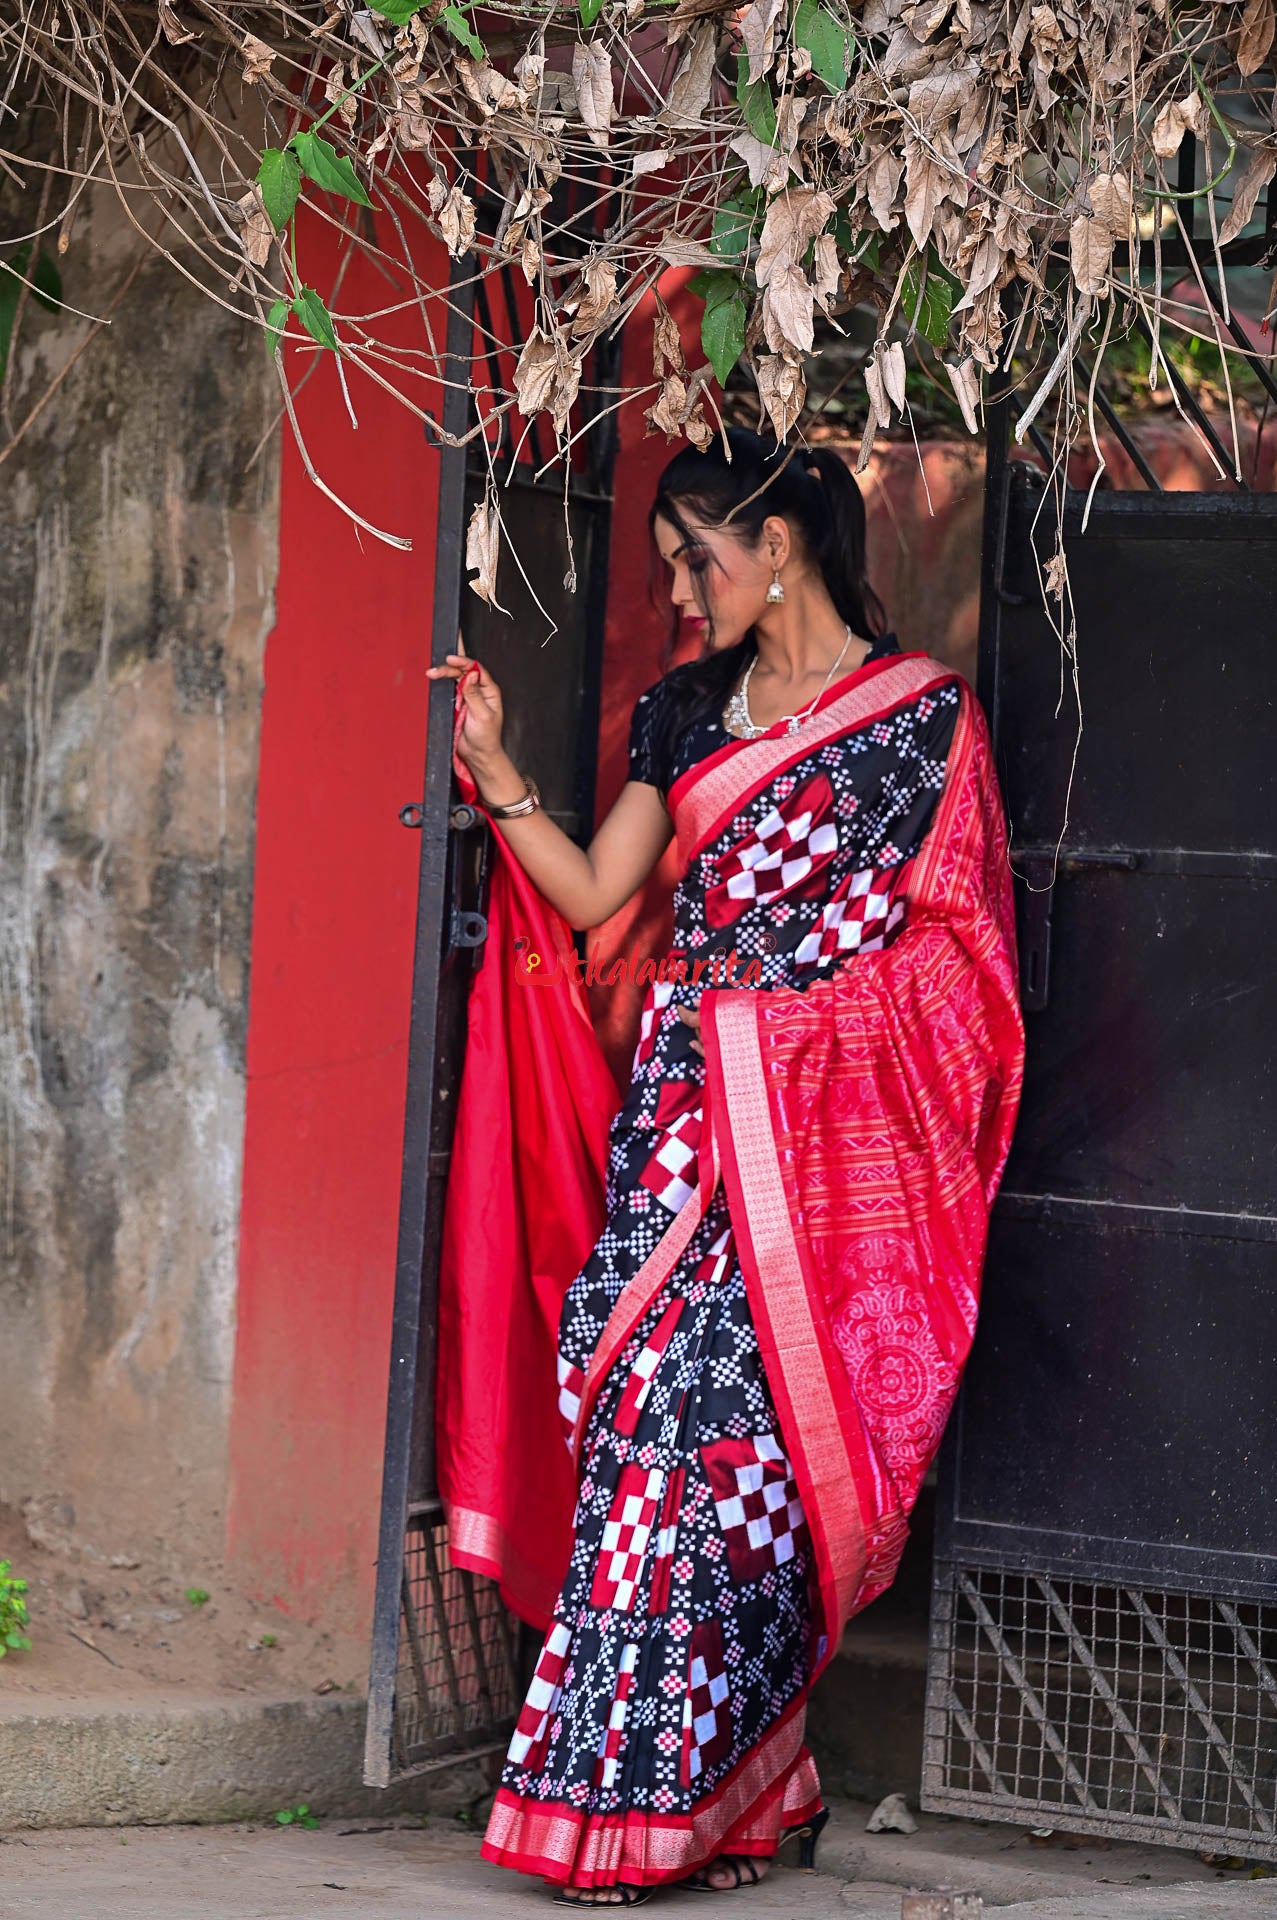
[677,1003,704,1054]
[427,651,486,683]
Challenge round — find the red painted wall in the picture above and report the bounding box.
[226,206,448,1634]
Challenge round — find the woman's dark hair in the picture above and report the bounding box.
[645,427,888,791]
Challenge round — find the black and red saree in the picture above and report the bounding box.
[442,650,1024,1890]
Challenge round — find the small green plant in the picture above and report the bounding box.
[184,1587,211,1608]
[273,1803,319,1830]
[259,1631,278,1648]
[0,1562,30,1658]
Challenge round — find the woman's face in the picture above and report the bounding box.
[652,509,778,650]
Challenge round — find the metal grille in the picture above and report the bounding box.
[391,1508,520,1776]
[922,1563,1277,1858]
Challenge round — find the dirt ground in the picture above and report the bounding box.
[0,1501,367,1706]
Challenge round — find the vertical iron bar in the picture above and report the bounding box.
[363,251,477,1790]
[423,1525,467,1719]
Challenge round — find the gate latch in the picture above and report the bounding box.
[1015,848,1139,1013]
[449,909,488,950]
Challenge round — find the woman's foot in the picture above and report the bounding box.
[552,1886,653,1907]
[685,1854,770,1891]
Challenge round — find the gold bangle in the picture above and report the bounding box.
[485,775,541,819]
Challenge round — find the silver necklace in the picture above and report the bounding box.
[723,625,855,741]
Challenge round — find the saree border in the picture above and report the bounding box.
[480,1691,819,1886]
[700,991,866,1668]
[570,1181,711,1472]
[671,654,957,868]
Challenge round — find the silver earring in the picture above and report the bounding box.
[766,566,785,604]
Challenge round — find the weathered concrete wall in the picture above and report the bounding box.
[0,219,279,1577]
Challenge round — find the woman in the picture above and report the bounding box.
[428,429,1024,1905]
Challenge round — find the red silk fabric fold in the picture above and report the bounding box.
[436,675,621,1626]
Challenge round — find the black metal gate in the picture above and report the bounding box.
[921,449,1277,1853]
[363,203,620,1788]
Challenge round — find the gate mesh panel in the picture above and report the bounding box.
[393,1511,520,1772]
[923,1564,1277,1858]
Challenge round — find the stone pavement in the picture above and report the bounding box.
[4,1802,1276,1920]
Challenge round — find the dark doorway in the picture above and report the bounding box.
[923,453,1277,1857]
[362,228,621,1788]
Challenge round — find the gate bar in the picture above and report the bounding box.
[363,252,477,1790]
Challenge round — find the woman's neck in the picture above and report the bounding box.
[751,575,870,689]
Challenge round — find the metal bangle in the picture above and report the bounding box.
[485,775,541,819]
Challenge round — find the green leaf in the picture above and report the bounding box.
[185,1587,211,1608]
[0,244,62,388]
[579,0,606,21]
[793,0,854,91]
[266,297,290,358]
[291,132,373,208]
[293,287,339,352]
[710,193,759,264]
[701,284,747,386]
[440,4,485,57]
[275,1810,295,1825]
[735,52,777,145]
[902,252,957,350]
[367,0,432,20]
[257,148,301,231]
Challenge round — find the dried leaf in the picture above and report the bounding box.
[1220,148,1277,246]
[756,351,807,436]
[237,188,274,267]
[763,262,816,352]
[882,338,907,410]
[659,22,718,125]
[1069,211,1114,294]
[728,131,801,190]
[904,136,948,248]
[159,0,196,45]
[645,371,690,437]
[241,33,275,84]
[740,0,785,81]
[656,232,724,267]
[465,494,504,609]
[1151,92,1204,161]
[863,351,889,422]
[573,42,614,150]
[1239,0,1276,75]
[514,326,582,433]
[567,255,618,332]
[755,187,836,286]
[866,147,904,231]
[1088,171,1132,238]
[633,148,675,177]
[811,232,841,313]
[945,355,981,432]
[428,179,477,257]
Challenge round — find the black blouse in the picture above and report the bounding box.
[627,632,904,800]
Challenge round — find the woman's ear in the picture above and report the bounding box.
[762,513,792,571]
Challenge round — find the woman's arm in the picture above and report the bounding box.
[427,649,674,930]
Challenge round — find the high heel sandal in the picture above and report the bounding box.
[683,1805,831,1891]
[778,1803,831,1872]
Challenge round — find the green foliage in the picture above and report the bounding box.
[690,269,748,386]
[439,4,485,58]
[792,0,855,91]
[293,287,339,351]
[579,0,606,23]
[274,1803,320,1829]
[735,54,777,145]
[185,1587,211,1607]
[0,244,63,387]
[711,191,760,264]
[0,1561,31,1658]
[259,1631,279,1648]
[257,148,302,231]
[292,131,373,207]
[367,0,431,21]
[902,252,958,350]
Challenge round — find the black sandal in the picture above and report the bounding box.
[552,1886,654,1907]
[684,1806,832,1891]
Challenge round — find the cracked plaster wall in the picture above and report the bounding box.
[0,227,279,1575]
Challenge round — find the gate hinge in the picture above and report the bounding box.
[450,909,488,950]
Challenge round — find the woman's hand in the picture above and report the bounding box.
[426,643,504,772]
[677,1003,704,1058]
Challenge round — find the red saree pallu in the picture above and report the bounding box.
[435,676,622,1628]
[482,649,1025,1890]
